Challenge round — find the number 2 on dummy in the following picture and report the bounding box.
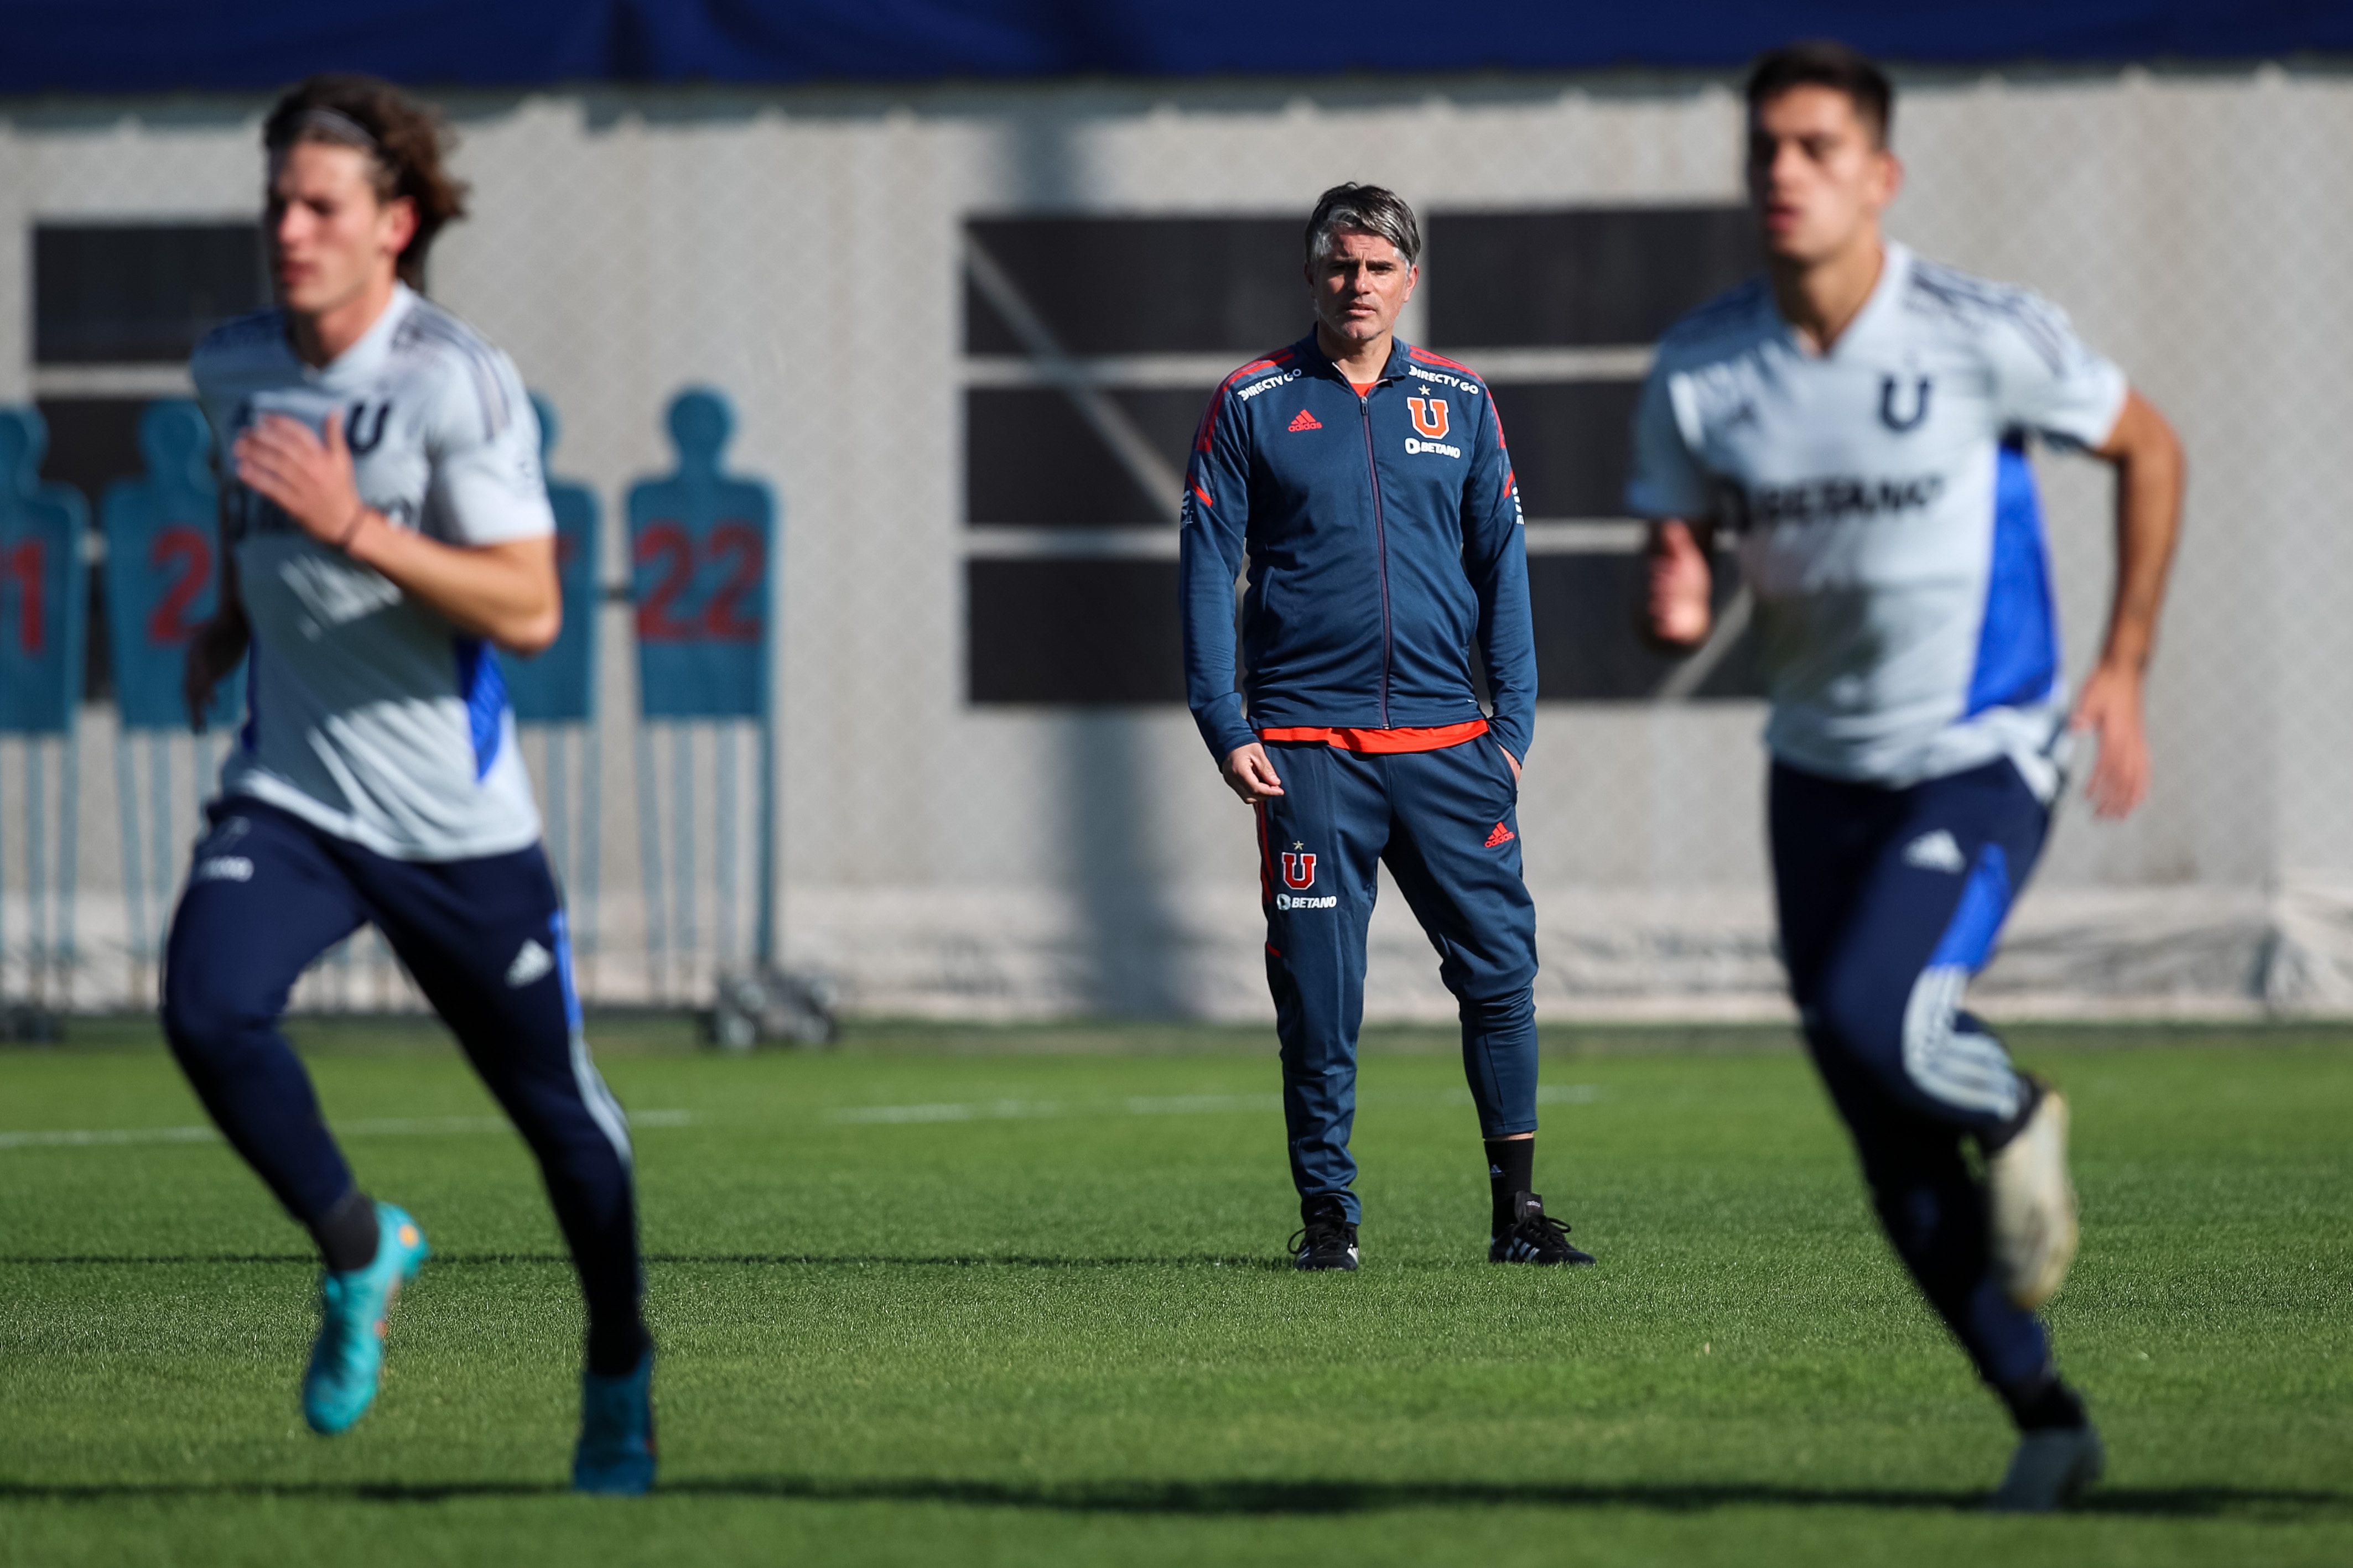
[147,525,212,645]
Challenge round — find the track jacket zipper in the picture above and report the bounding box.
[1359,386,1393,726]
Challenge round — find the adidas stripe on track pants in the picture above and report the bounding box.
[162,797,643,1361]
[1256,735,1540,1223]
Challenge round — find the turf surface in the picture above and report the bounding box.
[1,1018,2347,1565]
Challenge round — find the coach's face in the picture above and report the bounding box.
[266,141,417,318]
[1307,230,1417,351]
[1747,85,1900,266]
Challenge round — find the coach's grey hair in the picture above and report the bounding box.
[1305,183,1422,267]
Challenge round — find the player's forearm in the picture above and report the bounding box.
[344,520,561,654]
[1639,518,1716,652]
[2094,392,2185,674]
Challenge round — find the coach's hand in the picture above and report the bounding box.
[1223,743,1285,805]
[2072,659,2151,819]
[235,411,374,553]
[1643,519,1713,650]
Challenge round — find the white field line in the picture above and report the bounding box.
[824,1099,1056,1124]
[2,1085,1601,1148]
[824,1083,1600,1126]
[0,1108,693,1151]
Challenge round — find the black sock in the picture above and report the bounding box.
[587,1316,653,1378]
[1485,1137,1535,1233]
[2001,1372,2087,1432]
[1980,1074,2045,1155]
[313,1188,381,1274]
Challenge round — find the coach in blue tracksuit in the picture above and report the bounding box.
[1181,184,1591,1272]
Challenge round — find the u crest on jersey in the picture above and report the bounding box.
[1879,376,1931,433]
[346,399,392,455]
[1281,852,1317,890]
[1406,397,1450,440]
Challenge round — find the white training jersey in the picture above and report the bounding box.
[1627,242,2127,800]
[191,283,554,860]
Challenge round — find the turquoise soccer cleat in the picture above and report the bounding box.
[573,1348,658,1495]
[1987,1420,2106,1512]
[301,1201,430,1436]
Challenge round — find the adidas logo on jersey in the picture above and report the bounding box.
[506,939,555,988]
[1903,830,1967,873]
[1484,821,1516,848]
[1288,409,1322,431]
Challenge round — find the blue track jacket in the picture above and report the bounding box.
[1180,332,1536,764]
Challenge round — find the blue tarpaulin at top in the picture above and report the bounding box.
[1,2,2349,93]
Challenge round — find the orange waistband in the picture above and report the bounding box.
[1258,719,1490,755]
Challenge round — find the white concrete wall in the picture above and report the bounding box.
[4,65,2347,1018]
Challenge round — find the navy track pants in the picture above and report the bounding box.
[160,799,643,1359]
[1770,757,2055,1395]
[1257,736,1539,1222]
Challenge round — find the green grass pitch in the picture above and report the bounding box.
[2,1017,2348,1566]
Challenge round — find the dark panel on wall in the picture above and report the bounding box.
[34,223,264,364]
[37,397,150,509]
[965,216,1305,356]
[1529,551,1762,701]
[965,274,1024,357]
[968,558,1185,703]
[965,386,1209,525]
[1427,207,1754,347]
[1489,379,1642,519]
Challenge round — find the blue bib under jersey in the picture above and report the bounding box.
[191,284,555,861]
[1627,242,2128,801]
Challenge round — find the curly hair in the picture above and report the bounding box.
[263,74,470,289]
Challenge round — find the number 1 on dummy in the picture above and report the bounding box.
[0,407,90,736]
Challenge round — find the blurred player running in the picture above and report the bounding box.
[164,75,655,1493]
[1183,185,1588,1271]
[1632,43,2183,1510]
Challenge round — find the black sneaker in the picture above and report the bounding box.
[1489,1191,1594,1265]
[1289,1198,1360,1272]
